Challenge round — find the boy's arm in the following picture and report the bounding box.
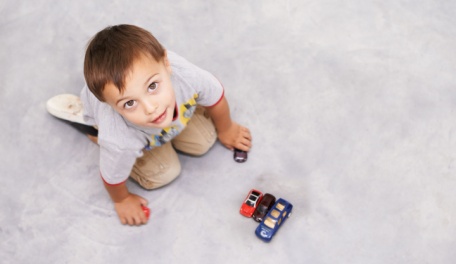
[90,136,148,225]
[205,96,252,151]
[103,181,149,225]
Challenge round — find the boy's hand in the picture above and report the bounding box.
[204,97,252,152]
[217,122,252,151]
[114,193,149,225]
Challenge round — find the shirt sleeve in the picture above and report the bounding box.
[96,111,146,185]
[168,51,224,107]
[99,144,143,185]
[193,67,224,107]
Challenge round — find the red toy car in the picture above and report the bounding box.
[240,189,263,217]
[142,205,150,219]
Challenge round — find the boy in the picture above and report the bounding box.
[47,24,252,226]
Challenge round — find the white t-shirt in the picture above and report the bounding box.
[80,51,224,184]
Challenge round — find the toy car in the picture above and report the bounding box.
[240,189,263,217]
[252,193,276,222]
[234,148,248,163]
[142,205,150,219]
[255,198,293,242]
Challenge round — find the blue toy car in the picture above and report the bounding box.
[255,198,293,242]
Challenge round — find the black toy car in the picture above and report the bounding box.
[252,193,276,222]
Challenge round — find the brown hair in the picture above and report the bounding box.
[83,24,166,101]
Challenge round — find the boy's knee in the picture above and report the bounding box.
[172,127,217,156]
[132,162,181,190]
[130,143,182,190]
[180,141,215,156]
[172,106,217,156]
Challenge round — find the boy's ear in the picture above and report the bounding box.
[163,50,172,73]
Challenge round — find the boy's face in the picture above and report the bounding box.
[102,52,176,129]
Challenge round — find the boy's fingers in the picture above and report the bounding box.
[240,128,251,141]
[141,214,148,224]
[132,216,140,226]
[140,198,148,206]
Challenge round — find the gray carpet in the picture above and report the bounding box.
[2,1,456,263]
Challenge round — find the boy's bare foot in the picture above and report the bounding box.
[87,134,98,144]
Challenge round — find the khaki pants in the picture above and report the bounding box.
[130,107,217,189]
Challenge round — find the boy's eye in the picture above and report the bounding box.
[124,100,136,109]
[148,82,158,92]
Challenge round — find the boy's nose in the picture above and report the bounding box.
[144,101,158,115]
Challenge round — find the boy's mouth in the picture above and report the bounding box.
[151,110,167,124]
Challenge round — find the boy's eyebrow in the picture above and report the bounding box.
[115,73,159,105]
[143,73,159,88]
